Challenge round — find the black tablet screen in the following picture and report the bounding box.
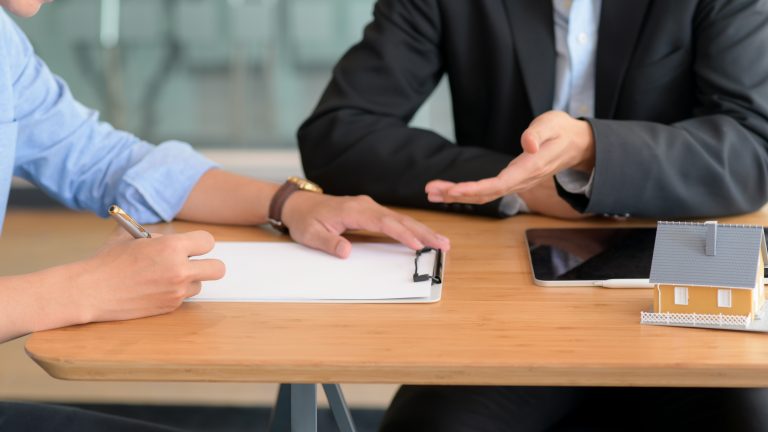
[526,227,768,282]
[526,227,657,282]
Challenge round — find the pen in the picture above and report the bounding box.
[592,279,654,289]
[108,205,152,239]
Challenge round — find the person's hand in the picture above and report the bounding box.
[281,192,451,258]
[104,225,137,245]
[517,177,588,219]
[68,230,225,323]
[425,111,595,205]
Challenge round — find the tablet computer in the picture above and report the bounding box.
[524,227,768,287]
[525,227,655,287]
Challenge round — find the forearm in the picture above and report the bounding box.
[0,264,85,343]
[176,169,279,225]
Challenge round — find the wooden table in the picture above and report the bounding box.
[23,207,768,429]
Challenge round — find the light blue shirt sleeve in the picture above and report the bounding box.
[3,11,216,224]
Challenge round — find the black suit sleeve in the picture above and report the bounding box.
[568,0,768,218]
[297,0,512,217]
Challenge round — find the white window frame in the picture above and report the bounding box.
[718,289,732,308]
[674,287,688,305]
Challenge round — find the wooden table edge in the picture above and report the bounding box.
[25,348,768,388]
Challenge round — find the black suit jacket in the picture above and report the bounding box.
[298,0,768,218]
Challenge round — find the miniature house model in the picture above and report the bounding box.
[641,221,767,327]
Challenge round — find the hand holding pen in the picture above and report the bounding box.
[60,206,225,324]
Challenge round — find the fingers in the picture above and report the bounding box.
[445,176,508,199]
[335,238,352,258]
[438,192,499,205]
[400,217,451,251]
[341,204,422,250]
[426,153,540,204]
[186,281,202,298]
[188,258,226,281]
[520,129,542,153]
[291,194,451,257]
[377,216,426,251]
[347,206,451,252]
[427,150,554,204]
[425,180,456,203]
[425,180,455,193]
[297,224,353,259]
[522,111,562,153]
[434,167,529,205]
[172,230,217,257]
[425,180,456,194]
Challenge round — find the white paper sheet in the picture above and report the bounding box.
[189,242,439,302]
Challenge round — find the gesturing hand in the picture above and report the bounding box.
[425,111,595,205]
[281,192,451,258]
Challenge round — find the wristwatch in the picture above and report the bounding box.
[268,176,323,233]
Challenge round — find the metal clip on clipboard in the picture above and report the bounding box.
[412,247,444,284]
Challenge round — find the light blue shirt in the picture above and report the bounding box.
[501,0,600,215]
[0,10,216,231]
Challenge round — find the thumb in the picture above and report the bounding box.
[520,129,542,154]
[521,116,560,153]
[299,225,352,259]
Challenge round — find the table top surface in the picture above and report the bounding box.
[20,207,768,387]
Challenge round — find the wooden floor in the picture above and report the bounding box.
[0,209,397,408]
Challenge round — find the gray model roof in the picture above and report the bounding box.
[649,222,767,289]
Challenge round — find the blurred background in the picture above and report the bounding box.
[12,0,454,181]
[3,1,456,430]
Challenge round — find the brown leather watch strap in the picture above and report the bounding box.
[268,181,300,233]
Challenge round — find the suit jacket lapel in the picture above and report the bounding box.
[502,0,555,116]
[595,0,651,118]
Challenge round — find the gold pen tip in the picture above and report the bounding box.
[108,205,120,215]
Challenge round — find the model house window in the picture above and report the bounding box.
[718,289,732,308]
[674,287,688,305]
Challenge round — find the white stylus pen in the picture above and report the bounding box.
[592,279,654,289]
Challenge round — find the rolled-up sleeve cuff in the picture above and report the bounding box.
[555,168,595,198]
[118,141,218,224]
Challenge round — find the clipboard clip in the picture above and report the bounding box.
[413,247,443,284]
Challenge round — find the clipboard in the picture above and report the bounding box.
[189,242,445,303]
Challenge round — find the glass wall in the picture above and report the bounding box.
[12,0,453,151]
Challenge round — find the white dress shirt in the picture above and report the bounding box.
[500,0,601,215]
